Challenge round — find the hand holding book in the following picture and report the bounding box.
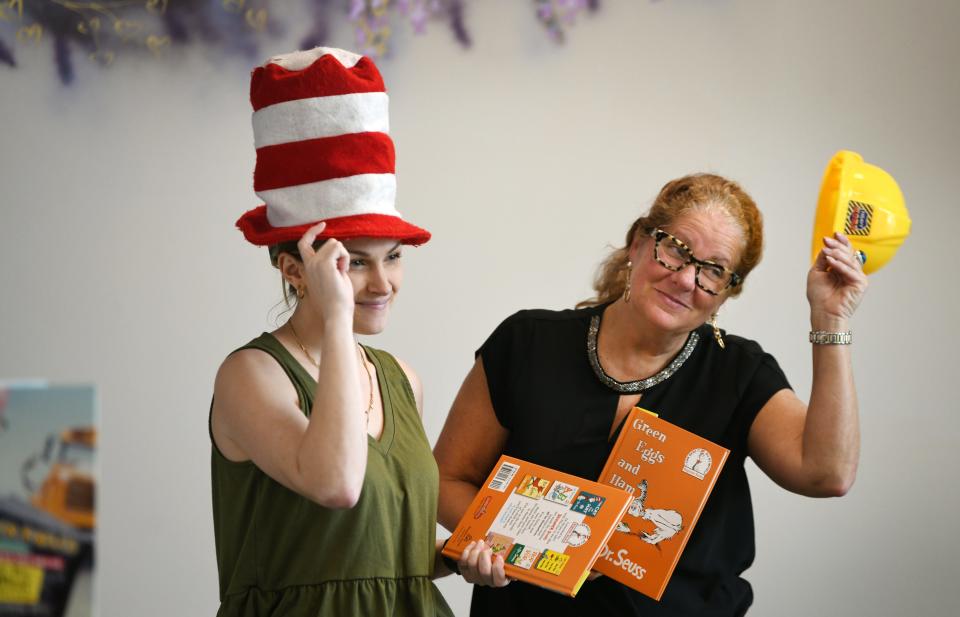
[442,456,632,597]
[455,539,512,587]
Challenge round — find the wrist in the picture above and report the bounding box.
[810,313,850,332]
[809,330,852,345]
[439,537,460,576]
[320,314,354,336]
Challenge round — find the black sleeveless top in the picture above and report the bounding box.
[470,305,791,617]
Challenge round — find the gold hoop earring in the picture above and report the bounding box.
[710,313,725,349]
[622,261,633,303]
[296,286,306,300]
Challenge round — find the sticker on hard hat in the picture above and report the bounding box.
[845,201,874,236]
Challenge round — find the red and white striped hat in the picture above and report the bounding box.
[236,47,430,246]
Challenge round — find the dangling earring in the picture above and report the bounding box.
[622,261,633,303]
[296,285,306,300]
[710,313,725,349]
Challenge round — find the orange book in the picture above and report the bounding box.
[595,407,730,600]
[442,455,632,597]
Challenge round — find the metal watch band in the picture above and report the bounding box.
[809,330,852,345]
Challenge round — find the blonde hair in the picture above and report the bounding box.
[579,173,763,308]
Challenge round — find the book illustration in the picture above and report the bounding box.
[616,480,683,546]
[570,492,606,517]
[484,532,515,557]
[682,449,712,480]
[488,460,520,492]
[596,407,730,600]
[534,550,570,576]
[506,543,540,569]
[442,455,633,597]
[564,522,591,547]
[544,480,579,506]
[517,474,551,500]
[0,384,97,616]
[628,479,649,517]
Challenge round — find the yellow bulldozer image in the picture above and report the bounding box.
[21,427,96,531]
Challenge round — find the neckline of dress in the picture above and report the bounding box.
[586,313,699,394]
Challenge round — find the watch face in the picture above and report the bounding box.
[565,522,591,547]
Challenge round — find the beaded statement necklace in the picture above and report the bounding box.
[586,314,699,394]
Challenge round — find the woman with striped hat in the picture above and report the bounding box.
[209,48,455,616]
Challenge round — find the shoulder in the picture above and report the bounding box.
[487,305,602,340]
[216,346,283,388]
[392,355,422,395]
[478,305,603,369]
[691,324,791,394]
[365,347,423,415]
[697,324,777,363]
[500,305,601,326]
[214,341,293,408]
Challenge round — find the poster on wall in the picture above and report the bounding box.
[0,383,96,617]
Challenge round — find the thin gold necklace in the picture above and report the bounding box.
[287,321,373,425]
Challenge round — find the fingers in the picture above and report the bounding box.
[820,235,864,276]
[458,541,510,587]
[297,221,327,259]
[475,543,493,580]
[314,236,350,274]
[491,554,510,587]
[457,540,479,578]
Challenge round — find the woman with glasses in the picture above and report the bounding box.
[434,173,867,616]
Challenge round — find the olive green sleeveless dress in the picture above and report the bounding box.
[210,333,454,617]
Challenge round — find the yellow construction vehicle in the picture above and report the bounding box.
[22,427,96,530]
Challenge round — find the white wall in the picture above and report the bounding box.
[1,1,957,615]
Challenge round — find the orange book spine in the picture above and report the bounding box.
[442,455,632,597]
[595,407,729,600]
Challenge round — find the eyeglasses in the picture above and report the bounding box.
[650,229,741,295]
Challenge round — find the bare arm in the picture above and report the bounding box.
[434,358,509,529]
[749,232,866,497]
[211,222,368,508]
[434,358,511,587]
[212,321,365,508]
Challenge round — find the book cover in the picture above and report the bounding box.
[442,455,632,597]
[595,407,729,600]
[0,382,97,617]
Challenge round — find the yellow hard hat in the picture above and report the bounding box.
[811,150,911,274]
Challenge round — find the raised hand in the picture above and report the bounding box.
[807,232,868,327]
[296,222,355,326]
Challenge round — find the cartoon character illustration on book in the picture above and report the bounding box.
[564,522,591,547]
[637,508,683,545]
[616,479,683,546]
[545,480,579,506]
[570,491,606,516]
[485,532,515,557]
[682,448,713,479]
[627,479,649,518]
[517,474,551,499]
